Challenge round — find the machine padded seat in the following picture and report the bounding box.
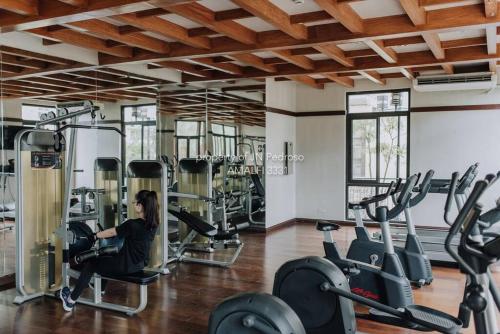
[104,270,159,285]
[316,221,341,231]
[168,206,218,237]
[484,237,500,257]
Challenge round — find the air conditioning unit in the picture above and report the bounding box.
[413,72,497,92]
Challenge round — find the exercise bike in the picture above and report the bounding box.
[345,170,434,287]
[317,174,419,308]
[208,172,499,334]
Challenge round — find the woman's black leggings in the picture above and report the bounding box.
[71,256,125,301]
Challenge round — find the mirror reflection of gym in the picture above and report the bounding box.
[156,85,266,266]
[0,58,16,284]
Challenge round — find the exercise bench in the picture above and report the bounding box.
[77,270,159,316]
[168,204,243,267]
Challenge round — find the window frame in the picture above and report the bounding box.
[121,103,157,171]
[345,89,411,220]
[175,120,205,159]
[211,123,237,156]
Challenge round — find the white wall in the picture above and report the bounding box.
[267,78,500,227]
[410,109,500,226]
[296,116,346,220]
[265,112,296,228]
[265,78,297,228]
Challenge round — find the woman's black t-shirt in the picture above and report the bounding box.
[115,218,157,273]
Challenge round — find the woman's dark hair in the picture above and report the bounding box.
[135,190,160,230]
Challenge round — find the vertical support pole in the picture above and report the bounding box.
[61,117,78,287]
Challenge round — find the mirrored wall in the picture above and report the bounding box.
[156,84,266,228]
[0,54,16,284]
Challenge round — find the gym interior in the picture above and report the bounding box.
[0,1,499,333]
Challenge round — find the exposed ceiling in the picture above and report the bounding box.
[0,0,498,96]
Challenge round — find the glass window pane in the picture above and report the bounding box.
[189,139,199,158]
[143,125,156,160]
[351,119,376,180]
[348,91,409,113]
[224,125,236,136]
[125,125,142,166]
[177,121,198,136]
[347,186,376,219]
[399,117,408,179]
[212,123,223,135]
[178,138,188,160]
[379,116,407,183]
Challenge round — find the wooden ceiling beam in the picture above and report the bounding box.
[484,0,498,18]
[344,49,378,58]
[98,4,500,66]
[323,73,354,87]
[152,60,210,78]
[0,0,38,16]
[314,44,354,67]
[229,53,277,73]
[184,45,497,83]
[0,64,24,73]
[400,67,415,79]
[0,45,74,65]
[399,0,426,26]
[57,0,88,6]
[0,54,48,69]
[359,70,386,85]
[166,2,257,44]
[0,0,198,31]
[422,32,445,59]
[384,35,425,47]
[441,63,454,74]
[486,26,497,55]
[442,36,486,49]
[29,26,133,57]
[113,13,210,49]
[214,8,252,21]
[365,39,398,63]
[231,0,308,40]
[188,57,243,75]
[18,82,161,99]
[46,73,104,87]
[69,19,170,54]
[273,50,314,70]
[290,10,332,24]
[314,0,364,33]
[188,27,217,37]
[16,76,87,90]
[285,75,324,89]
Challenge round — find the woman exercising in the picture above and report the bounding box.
[60,190,160,312]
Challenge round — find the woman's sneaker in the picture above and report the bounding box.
[60,287,75,312]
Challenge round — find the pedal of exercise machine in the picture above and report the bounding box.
[404,305,462,334]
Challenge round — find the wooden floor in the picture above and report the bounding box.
[0,222,498,334]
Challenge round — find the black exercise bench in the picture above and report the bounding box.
[77,270,159,316]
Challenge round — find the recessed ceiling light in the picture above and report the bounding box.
[291,0,304,4]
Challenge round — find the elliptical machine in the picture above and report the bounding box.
[345,170,435,287]
[208,172,499,334]
[317,174,419,308]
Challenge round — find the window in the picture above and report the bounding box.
[22,104,57,129]
[122,104,157,168]
[346,90,410,219]
[175,120,205,160]
[212,123,237,157]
